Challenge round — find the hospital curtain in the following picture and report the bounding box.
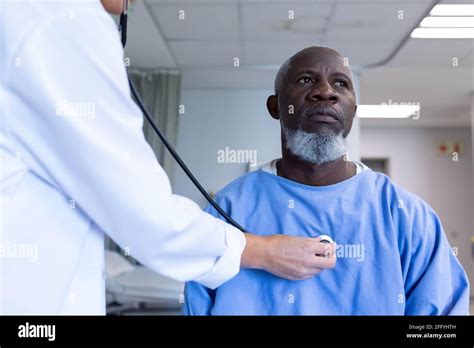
[129,68,181,184]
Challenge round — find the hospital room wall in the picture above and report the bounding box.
[361,127,474,297]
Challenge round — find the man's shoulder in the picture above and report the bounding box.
[370,171,436,217]
[214,170,271,200]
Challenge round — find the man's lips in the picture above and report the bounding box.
[307,113,338,123]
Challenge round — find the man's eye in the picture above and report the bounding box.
[334,80,348,87]
[297,77,313,84]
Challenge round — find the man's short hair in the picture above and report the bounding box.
[273,46,353,96]
[274,57,292,95]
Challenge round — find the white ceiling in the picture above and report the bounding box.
[124,0,474,128]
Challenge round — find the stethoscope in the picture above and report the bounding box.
[117,1,336,246]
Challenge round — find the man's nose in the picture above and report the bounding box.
[308,81,338,103]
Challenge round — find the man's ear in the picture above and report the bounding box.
[267,95,280,120]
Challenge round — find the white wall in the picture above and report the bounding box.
[361,127,473,296]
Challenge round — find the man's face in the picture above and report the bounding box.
[275,48,356,138]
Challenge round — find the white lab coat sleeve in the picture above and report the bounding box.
[5,10,246,289]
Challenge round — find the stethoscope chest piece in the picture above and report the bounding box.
[318,234,334,244]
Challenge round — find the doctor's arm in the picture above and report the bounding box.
[8,11,327,288]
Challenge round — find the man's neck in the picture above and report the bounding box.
[276,151,356,187]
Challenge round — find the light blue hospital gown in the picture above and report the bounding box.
[183,167,469,315]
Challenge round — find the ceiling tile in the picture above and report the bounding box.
[169,41,241,67]
[360,67,473,106]
[125,0,176,67]
[325,1,433,40]
[390,39,473,67]
[322,40,397,66]
[241,2,333,41]
[440,0,474,4]
[147,0,238,5]
[243,40,324,66]
[150,3,239,40]
[460,51,473,69]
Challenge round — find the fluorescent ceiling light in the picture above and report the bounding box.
[430,4,474,16]
[356,105,420,119]
[411,27,474,38]
[420,16,474,28]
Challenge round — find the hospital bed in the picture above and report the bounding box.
[105,250,184,315]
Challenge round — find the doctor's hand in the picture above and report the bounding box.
[241,234,336,280]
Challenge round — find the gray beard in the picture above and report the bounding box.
[282,126,347,165]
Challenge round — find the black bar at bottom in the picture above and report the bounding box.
[0,316,472,346]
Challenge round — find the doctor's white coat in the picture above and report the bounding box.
[0,0,246,314]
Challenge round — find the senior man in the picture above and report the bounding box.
[183,46,470,315]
